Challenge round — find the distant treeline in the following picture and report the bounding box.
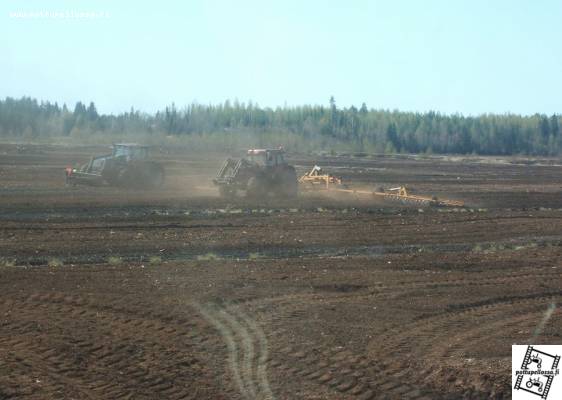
[0,96,560,155]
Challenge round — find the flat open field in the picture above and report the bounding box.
[1,144,561,399]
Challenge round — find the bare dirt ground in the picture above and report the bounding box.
[0,144,561,399]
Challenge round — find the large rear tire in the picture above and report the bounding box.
[246,177,265,199]
[116,162,165,189]
[118,165,143,188]
[101,159,122,186]
[277,167,298,198]
[219,185,236,199]
[146,163,165,188]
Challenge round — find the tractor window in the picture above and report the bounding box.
[113,146,148,159]
[249,151,284,166]
[249,153,267,166]
[113,146,129,157]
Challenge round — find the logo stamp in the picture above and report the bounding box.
[513,345,561,399]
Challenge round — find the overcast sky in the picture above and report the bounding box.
[2,0,561,115]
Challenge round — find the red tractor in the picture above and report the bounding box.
[214,148,297,199]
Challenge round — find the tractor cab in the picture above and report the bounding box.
[112,144,150,161]
[247,149,286,167]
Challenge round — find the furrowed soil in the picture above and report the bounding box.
[1,144,561,399]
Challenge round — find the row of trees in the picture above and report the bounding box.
[0,96,560,155]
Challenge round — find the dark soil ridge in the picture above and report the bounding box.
[4,235,560,267]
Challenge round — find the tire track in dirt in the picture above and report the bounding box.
[229,267,561,326]
[229,277,560,399]
[231,307,274,400]
[437,311,544,359]
[0,304,141,398]
[267,340,437,400]
[0,293,222,399]
[239,264,558,301]
[205,301,441,399]
[369,293,561,384]
[0,268,558,399]
[196,304,250,399]
[195,302,274,400]
[391,308,555,396]
[263,300,545,399]
[0,334,98,400]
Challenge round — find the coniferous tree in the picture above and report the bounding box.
[0,96,561,155]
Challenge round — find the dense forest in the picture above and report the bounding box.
[0,96,560,155]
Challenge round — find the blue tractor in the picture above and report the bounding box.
[65,144,165,188]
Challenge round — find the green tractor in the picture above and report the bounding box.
[214,148,298,199]
[65,143,165,189]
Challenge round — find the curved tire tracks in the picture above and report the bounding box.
[195,302,274,400]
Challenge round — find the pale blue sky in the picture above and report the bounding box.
[1,0,561,115]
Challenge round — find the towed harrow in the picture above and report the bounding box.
[299,166,464,207]
[333,186,464,207]
[298,165,343,189]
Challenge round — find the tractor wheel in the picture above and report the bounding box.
[246,177,265,199]
[118,165,142,188]
[277,167,298,198]
[219,185,236,198]
[116,162,164,189]
[146,163,165,188]
[101,160,122,186]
